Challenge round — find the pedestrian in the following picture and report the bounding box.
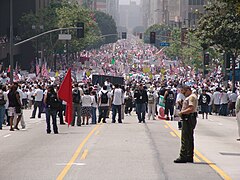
[219,89,229,116]
[147,86,158,120]
[235,94,240,141]
[98,85,111,123]
[81,90,93,125]
[7,84,22,131]
[71,83,82,126]
[198,89,210,119]
[174,86,198,163]
[124,87,133,116]
[134,83,148,123]
[112,84,124,123]
[56,86,65,125]
[212,88,221,115]
[30,85,43,119]
[229,89,237,116]
[27,87,34,109]
[164,86,175,121]
[176,86,185,129]
[44,85,60,134]
[0,84,7,130]
[91,90,97,124]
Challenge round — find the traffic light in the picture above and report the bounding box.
[150,32,156,44]
[139,33,143,39]
[122,32,127,39]
[77,22,84,38]
[204,53,210,66]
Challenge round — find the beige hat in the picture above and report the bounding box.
[149,86,154,91]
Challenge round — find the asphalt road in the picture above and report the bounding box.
[0,109,239,180]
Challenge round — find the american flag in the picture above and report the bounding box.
[41,62,49,78]
[36,61,40,75]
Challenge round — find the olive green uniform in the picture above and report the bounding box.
[179,93,198,161]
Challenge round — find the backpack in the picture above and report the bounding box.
[0,90,6,106]
[101,91,108,104]
[167,92,175,104]
[148,93,154,104]
[48,92,61,110]
[72,89,80,103]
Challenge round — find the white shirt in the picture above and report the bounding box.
[91,95,98,108]
[81,95,93,107]
[112,88,124,105]
[213,91,221,105]
[34,88,44,102]
[22,91,27,99]
[27,91,34,100]
[17,89,23,104]
[220,92,229,104]
[229,93,238,103]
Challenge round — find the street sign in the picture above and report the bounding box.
[160,42,170,46]
[58,34,72,40]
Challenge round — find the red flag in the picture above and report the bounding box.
[58,68,73,126]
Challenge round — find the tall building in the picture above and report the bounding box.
[142,0,205,29]
[0,0,53,69]
[106,0,119,26]
[119,1,143,32]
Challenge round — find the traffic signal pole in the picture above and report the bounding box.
[9,0,14,83]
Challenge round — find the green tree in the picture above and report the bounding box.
[144,24,170,45]
[195,0,240,90]
[94,11,118,46]
[19,1,102,67]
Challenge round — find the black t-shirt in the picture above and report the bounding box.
[8,90,20,107]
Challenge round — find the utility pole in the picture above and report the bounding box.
[9,0,14,83]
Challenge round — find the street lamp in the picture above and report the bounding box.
[9,0,14,83]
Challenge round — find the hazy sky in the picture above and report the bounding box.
[119,0,140,5]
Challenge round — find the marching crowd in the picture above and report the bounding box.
[0,78,239,139]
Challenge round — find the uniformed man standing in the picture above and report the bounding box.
[174,86,198,163]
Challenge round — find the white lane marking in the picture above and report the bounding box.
[56,163,86,166]
[4,134,11,138]
[218,123,223,126]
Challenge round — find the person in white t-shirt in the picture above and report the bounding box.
[81,90,93,125]
[111,84,124,123]
[27,88,34,109]
[30,85,44,119]
[98,85,112,123]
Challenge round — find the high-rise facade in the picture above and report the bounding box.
[142,0,205,28]
[119,1,143,32]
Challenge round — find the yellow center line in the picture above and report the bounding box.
[170,132,177,137]
[56,124,101,180]
[164,125,169,129]
[164,121,232,180]
[80,149,89,160]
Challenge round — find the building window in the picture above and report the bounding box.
[189,0,204,5]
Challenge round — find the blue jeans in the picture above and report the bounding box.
[112,105,122,123]
[45,108,58,133]
[136,103,146,122]
[32,101,42,118]
[91,107,97,124]
[98,106,108,123]
[0,106,5,129]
